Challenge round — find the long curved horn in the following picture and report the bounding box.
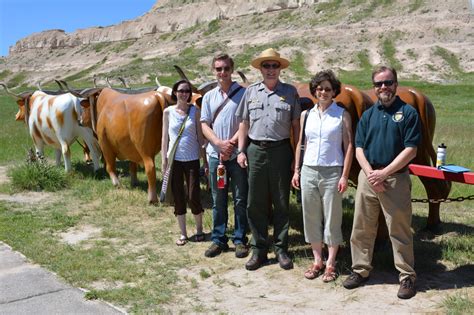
[0,83,21,99]
[155,76,161,88]
[173,65,189,81]
[118,77,130,89]
[106,77,112,88]
[54,79,65,91]
[59,80,83,98]
[93,75,98,88]
[237,71,249,85]
[173,65,198,93]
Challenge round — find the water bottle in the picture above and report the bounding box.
[436,143,447,168]
[217,164,227,189]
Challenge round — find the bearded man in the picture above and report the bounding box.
[342,66,421,300]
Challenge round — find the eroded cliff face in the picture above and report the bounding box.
[9,0,318,54]
[1,0,473,86]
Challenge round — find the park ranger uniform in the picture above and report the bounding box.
[236,80,301,258]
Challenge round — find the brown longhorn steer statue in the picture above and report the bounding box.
[295,83,451,231]
[64,83,167,204]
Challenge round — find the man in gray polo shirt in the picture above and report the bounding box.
[236,48,301,271]
[201,53,249,259]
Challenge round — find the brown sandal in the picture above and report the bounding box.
[304,263,325,280]
[322,266,337,282]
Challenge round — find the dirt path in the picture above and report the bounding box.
[164,240,474,314]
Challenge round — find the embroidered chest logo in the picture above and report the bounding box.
[392,111,404,122]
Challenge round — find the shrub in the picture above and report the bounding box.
[9,159,69,192]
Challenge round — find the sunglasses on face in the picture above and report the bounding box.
[373,80,395,88]
[261,63,280,69]
[176,89,191,93]
[316,87,333,93]
[215,66,231,72]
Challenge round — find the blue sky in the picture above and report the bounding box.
[0,0,156,57]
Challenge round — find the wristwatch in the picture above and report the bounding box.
[237,148,246,155]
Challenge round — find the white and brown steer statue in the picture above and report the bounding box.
[1,83,101,172]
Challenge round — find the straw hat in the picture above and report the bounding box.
[251,48,290,69]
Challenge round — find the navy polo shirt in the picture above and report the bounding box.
[355,96,421,168]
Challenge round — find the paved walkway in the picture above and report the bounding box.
[0,242,124,314]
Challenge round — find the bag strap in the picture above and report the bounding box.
[298,109,311,170]
[212,85,243,125]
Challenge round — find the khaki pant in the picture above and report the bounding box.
[350,169,416,281]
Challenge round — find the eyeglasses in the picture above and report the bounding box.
[176,89,191,93]
[373,80,395,88]
[316,87,333,92]
[261,63,280,69]
[215,66,231,72]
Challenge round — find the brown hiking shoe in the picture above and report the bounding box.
[235,244,249,258]
[342,272,369,289]
[398,277,416,299]
[204,243,228,258]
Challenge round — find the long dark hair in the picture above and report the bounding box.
[171,79,192,102]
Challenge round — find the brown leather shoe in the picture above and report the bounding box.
[235,244,249,258]
[245,254,268,271]
[276,252,293,270]
[397,277,416,299]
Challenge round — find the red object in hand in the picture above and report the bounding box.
[217,164,227,189]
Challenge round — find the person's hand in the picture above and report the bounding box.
[220,152,230,161]
[367,169,388,187]
[291,171,300,190]
[237,152,248,168]
[203,161,209,176]
[338,175,348,193]
[218,139,234,158]
[372,181,386,193]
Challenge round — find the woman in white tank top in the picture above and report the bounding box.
[291,70,354,282]
[161,80,207,246]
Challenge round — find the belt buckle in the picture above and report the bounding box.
[260,141,269,148]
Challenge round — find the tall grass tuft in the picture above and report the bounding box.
[9,159,69,192]
[442,290,474,315]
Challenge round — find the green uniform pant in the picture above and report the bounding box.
[351,169,416,281]
[247,141,293,257]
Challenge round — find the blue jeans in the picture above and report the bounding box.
[209,156,248,247]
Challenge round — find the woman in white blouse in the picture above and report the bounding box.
[292,70,353,282]
[161,80,206,246]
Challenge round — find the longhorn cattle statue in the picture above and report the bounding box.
[1,83,101,172]
[296,83,451,231]
[63,82,167,204]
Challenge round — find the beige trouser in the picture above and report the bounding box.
[350,169,416,281]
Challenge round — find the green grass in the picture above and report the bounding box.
[408,0,425,13]
[442,290,474,315]
[204,19,221,35]
[433,46,463,75]
[381,37,402,70]
[291,51,311,81]
[0,69,12,81]
[9,160,70,192]
[7,72,28,88]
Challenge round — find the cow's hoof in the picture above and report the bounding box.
[149,200,159,206]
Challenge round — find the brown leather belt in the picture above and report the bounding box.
[250,138,290,149]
